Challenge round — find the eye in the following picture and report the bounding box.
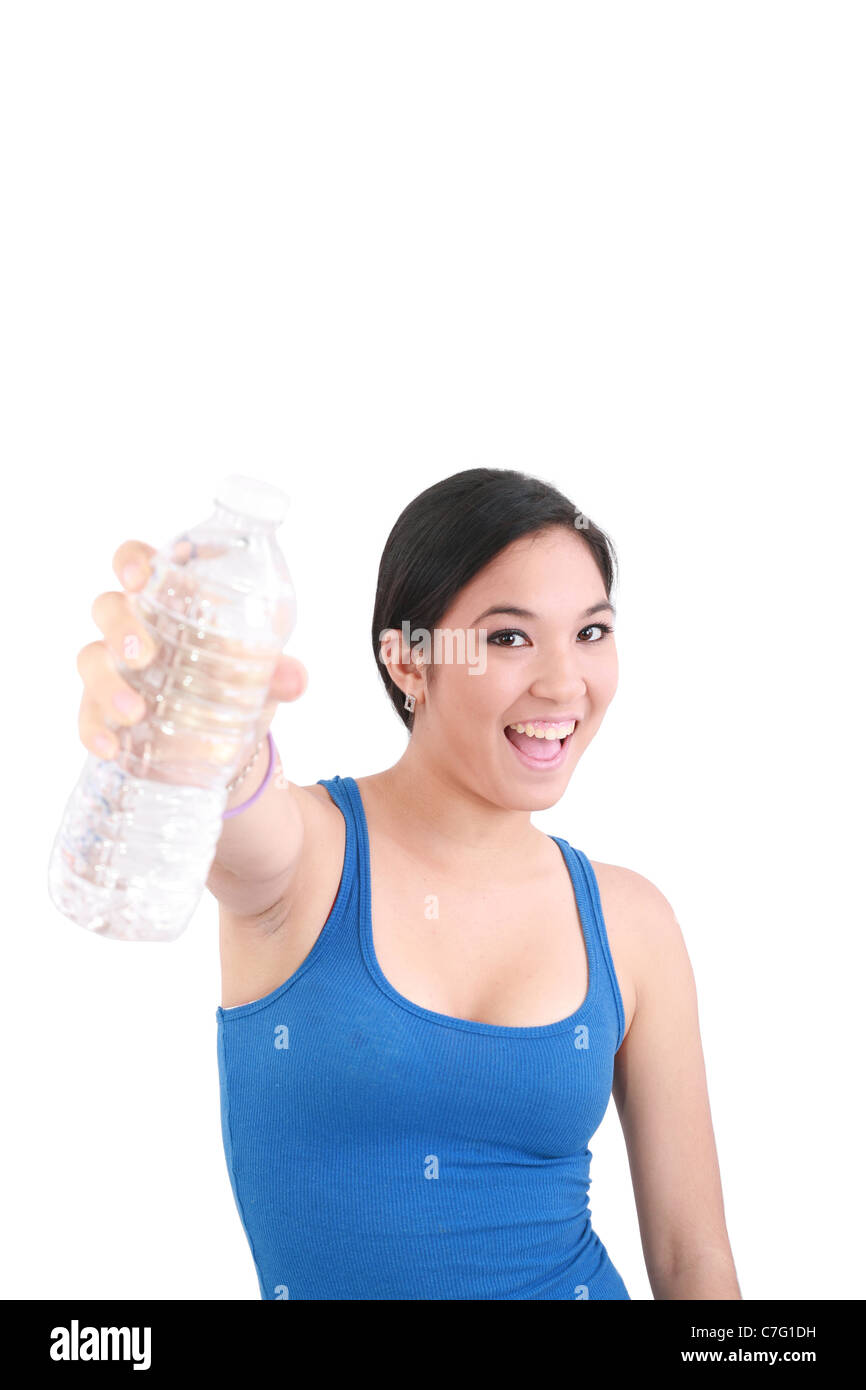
[579,622,614,642]
[488,623,614,648]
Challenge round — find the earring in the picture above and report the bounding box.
[404,692,416,713]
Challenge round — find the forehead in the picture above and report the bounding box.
[448,529,603,613]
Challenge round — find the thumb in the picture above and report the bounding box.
[267,654,309,704]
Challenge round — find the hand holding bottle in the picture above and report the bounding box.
[77,537,308,769]
[49,475,301,941]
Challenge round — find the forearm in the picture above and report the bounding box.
[650,1247,742,1300]
[210,732,303,886]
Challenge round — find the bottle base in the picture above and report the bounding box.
[47,755,225,942]
[47,856,194,942]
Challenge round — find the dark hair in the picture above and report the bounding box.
[371,467,618,733]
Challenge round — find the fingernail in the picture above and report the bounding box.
[94,734,114,757]
[123,563,144,587]
[114,689,145,717]
[122,634,147,664]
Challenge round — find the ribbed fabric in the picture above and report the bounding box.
[216,774,630,1301]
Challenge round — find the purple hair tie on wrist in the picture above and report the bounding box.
[222,730,276,819]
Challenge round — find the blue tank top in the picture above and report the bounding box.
[216,774,630,1300]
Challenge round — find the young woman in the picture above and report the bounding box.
[81,467,740,1300]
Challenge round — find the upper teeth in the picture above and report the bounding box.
[507,720,576,740]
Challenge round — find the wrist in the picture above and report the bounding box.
[223,731,276,819]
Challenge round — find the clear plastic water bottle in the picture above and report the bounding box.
[47,475,297,942]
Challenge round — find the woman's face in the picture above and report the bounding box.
[411,526,619,809]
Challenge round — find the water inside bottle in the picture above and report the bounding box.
[113,548,285,786]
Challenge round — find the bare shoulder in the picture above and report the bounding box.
[589,860,677,930]
[298,781,335,808]
[587,860,684,1040]
[280,781,344,895]
[283,779,343,838]
[283,778,347,906]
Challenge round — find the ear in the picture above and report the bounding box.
[378,627,426,708]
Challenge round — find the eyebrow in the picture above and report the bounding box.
[471,600,616,625]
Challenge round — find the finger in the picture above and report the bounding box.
[112,539,157,593]
[76,641,148,727]
[90,590,155,668]
[267,655,308,703]
[78,689,120,760]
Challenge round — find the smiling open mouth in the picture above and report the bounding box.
[503,723,576,769]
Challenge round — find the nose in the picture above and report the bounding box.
[526,644,587,706]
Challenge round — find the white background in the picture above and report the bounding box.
[2,1,863,1300]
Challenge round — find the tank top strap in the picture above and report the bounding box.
[314,774,363,909]
[560,841,627,1052]
[316,773,351,817]
[315,775,359,850]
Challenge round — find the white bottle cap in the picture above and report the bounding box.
[214,474,290,524]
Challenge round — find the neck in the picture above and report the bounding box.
[365,737,543,867]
